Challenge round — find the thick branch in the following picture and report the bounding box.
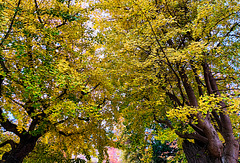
[158,73,186,106]
[154,109,208,145]
[202,62,213,95]
[190,61,203,96]
[56,0,72,28]
[179,67,198,106]
[166,91,182,106]
[202,62,238,159]
[0,140,17,150]
[189,119,205,136]
[28,112,46,132]
[211,110,222,132]
[205,62,235,131]
[175,131,208,144]
[0,107,24,137]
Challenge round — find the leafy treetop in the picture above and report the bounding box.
[0,0,116,162]
[95,0,240,162]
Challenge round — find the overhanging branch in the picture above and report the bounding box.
[175,131,208,144]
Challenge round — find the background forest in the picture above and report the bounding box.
[0,0,239,163]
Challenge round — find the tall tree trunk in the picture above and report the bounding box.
[183,140,220,163]
[1,136,39,163]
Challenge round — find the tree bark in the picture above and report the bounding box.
[0,136,39,163]
[183,140,218,163]
[183,140,239,163]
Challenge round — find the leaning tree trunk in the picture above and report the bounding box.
[1,136,39,163]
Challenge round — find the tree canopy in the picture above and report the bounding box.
[0,0,239,162]
[0,0,116,162]
[95,0,240,162]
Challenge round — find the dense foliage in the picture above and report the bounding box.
[0,0,116,162]
[0,0,239,162]
[96,0,240,162]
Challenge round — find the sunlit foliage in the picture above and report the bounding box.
[0,0,116,162]
[95,0,240,162]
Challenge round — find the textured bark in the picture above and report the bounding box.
[179,62,239,163]
[183,140,239,163]
[202,62,239,162]
[183,140,221,163]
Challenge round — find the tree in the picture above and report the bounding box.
[96,0,240,162]
[0,0,115,162]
